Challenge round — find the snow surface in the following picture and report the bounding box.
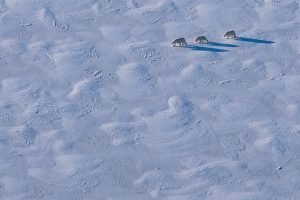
[0,0,300,199]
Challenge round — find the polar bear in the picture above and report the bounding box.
[224,31,236,39]
[172,38,187,47]
[195,36,208,44]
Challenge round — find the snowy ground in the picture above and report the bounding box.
[0,0,300,199]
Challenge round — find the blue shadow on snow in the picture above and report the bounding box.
[207,42,239,48]
[184,45,229,53]
[235,37,275,44]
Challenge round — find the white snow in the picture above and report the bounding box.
[0,0,300,199]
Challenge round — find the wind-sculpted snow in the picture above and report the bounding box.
[0,0,299,199]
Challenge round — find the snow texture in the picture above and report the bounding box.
[0,0,300,199]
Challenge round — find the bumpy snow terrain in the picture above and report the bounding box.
[0,0,300,199]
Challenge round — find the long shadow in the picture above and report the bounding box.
[207,42,239,48]
[235,37,275,44]
[184,45,229,52]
